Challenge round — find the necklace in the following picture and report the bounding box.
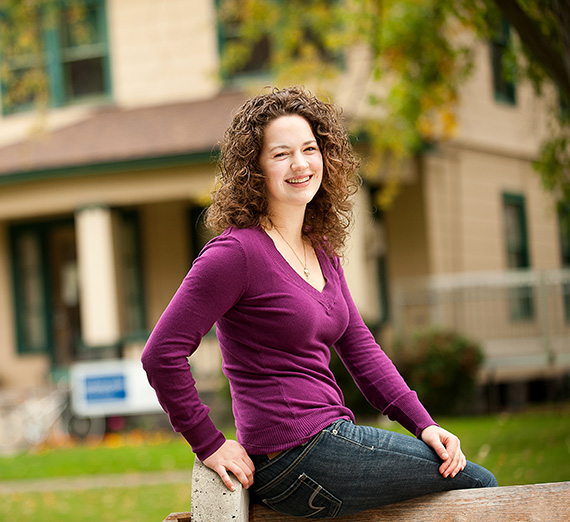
[273,227,310,280]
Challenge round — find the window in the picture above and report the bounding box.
[119,210,147,339]
[1,0,111,114]
[558,203,570,322]
[216,0,340,83]
[189,204,214,261]
[560,90,569,122]
[490,20,516,105]
[369,187,390,324]
[503,193,533,320]
[10,227,51,355]
[216,2,271,81]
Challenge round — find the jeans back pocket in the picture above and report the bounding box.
[263,472,342,519]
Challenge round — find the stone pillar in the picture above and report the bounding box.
[75,205,121,348]
[191,458,249,522]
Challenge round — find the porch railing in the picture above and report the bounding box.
[392,269,570,382]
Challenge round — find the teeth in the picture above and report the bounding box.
[287,176,310,184]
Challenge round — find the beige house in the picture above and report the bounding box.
[0,0,568,402]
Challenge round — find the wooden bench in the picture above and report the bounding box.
[163,459,570,522]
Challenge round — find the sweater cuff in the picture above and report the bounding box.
[181,416,226,461]
[383,390,438,439]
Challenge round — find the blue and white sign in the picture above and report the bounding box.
[85,375,127,402]
[70,359,162,417]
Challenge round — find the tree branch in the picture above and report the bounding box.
[553,0,570,100]
[493,0,570,99]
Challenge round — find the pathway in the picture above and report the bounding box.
[0,469,191,494]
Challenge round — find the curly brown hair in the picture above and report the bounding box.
[206,86,361,256]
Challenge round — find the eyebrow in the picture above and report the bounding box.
[268,140,318,153]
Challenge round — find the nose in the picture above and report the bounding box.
[291,152,309,171]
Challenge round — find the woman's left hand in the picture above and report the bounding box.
[420,425,467,478]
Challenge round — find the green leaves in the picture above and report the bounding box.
[217,0,570,208]
[217,0,473,205]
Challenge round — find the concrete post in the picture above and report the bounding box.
[191,458,249,522]
[75,205,121,348]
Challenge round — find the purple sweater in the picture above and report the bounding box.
[142,226,435,460]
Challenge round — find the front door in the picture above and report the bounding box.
[47,224,81,366]
[10,219,81,368]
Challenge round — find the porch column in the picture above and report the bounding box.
[75,205,121,348]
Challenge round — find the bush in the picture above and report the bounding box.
[394,329,484,415]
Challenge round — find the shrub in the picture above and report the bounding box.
[394,329,484,415]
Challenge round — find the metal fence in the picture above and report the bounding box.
[392,269,570,382]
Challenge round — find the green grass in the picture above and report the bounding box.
[0,484,191,522]
[0,405,569,522]
[388,404,570,486]
[0,435,194,481]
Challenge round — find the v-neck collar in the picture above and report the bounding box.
[258,227,334,303]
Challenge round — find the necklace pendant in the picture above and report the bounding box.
[303,267,310,279]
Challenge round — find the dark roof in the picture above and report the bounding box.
[0,90,248,178]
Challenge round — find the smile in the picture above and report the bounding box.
[286,175,312,185]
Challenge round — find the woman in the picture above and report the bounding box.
[142,87,497,518]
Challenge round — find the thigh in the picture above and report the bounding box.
[251,420,497,519]
[313,420,496,516]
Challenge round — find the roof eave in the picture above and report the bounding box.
[0,149,218,187]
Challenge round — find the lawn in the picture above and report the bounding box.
[0,432,194,481]
[388,404,570,486]
[1,404,569,522]
[1,484,191,522]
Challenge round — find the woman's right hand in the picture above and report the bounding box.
[202,440,255,491]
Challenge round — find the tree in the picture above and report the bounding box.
[450,0,570,206]
[0,0,90,114]
[218,0,570,207]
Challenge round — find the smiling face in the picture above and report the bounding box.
[259,114,323,219]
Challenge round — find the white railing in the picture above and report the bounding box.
[392,269,570,381]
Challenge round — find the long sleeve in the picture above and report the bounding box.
[141,235,248,460]
[332,261,436,438]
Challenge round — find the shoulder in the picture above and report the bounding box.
[317,246,342,272]
[222,226,265,244]
[196,227,265,270]
[202,227,264,255]
[186,229,252,296]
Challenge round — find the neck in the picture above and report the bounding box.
[265,207,306,242]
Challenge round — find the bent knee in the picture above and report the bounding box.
[483,471,498,488]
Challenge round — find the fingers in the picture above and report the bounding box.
[218,466,238,492]
[421,425,467,479]
[202,440,255,491]
[439,446,466,478]
[438,434,466,478]
[432,438,450,461]
[223,456,255,491]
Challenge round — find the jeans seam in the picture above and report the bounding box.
[326,423,377,453]
[327,432,375,452]
[369,444,465,478]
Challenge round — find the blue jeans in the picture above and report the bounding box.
[250,419,498,519]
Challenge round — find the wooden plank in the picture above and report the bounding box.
[249,482,570,522]
[162,513,191,522]
[162,482,570,522]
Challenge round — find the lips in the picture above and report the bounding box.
[285,175,312,185]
